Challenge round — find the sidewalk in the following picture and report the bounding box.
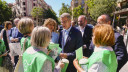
[120,34,128,72]
[120,62,128,72]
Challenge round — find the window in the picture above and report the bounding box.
[23,7,26,10]
[24,13,26,16]
[33,3,35,6]
[23,2,25,5]
[34,18,36,20]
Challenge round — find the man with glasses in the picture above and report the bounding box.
[59,13,83,72]
[77,15,93,57]
[89,14,127,72]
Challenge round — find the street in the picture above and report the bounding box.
[120,34,128,72]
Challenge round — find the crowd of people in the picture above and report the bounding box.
[0,13,127,72]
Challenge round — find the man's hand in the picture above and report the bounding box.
[83,45,87,49]
[14,38,19,42]
[11,38,15,42]
[59,53,67,59]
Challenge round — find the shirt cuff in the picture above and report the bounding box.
[55,65,61,72]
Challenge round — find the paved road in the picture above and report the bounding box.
[120,62,128,72]
[119,34,128,72]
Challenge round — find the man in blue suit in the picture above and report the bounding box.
[10,18,23,43]
[59,13,83,72]
[77,15,93,57]
[89,14,127,72]
[10,18,23,66]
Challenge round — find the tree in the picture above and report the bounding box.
[59,3,71,16]
[86,0,116,21]
[73,5,84,18]
[0,0,12,25]
[31,7,44,26]
[44,9,59,24]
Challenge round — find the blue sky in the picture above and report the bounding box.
[4,0,72,17]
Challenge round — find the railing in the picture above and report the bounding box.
[114,8,128,14]
[117,0,127,3]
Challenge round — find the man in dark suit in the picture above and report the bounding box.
[10,18,23,66]
[89,14,127,72]
[59,13,83,72]
[77,15,93,57]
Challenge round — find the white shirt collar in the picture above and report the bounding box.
[94,46,113,52]
[79,26,85,32]
[63,26,72,33]
[26,46,48,54]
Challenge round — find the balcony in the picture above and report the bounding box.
[114,8,128,15]
[117,0,127,3]
[121,2,128,9]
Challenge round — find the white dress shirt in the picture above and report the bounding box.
[79,26,85,37]
[62,26,72,46]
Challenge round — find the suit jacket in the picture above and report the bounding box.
[59,26,83,72]
[89,30,127,72]
[77,24,93,57]
[10,27,23,42]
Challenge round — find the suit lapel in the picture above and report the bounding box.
[83,25,88,37]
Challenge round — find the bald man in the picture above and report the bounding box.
[77,15,93,57]
[89,14,127,72]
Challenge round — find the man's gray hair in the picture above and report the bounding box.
[14,18,20,23]
[60,13,71,20]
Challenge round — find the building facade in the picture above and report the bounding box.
[71,0,87,13]
[71,0,88,22]
[12,0,51,25]
[114,0,128,26]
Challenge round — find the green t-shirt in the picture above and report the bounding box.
[20,37,31,51]
[0,39,6,66]
[87,50,117,72]
[23,47,55,72]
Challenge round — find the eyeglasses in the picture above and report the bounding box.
[78,21,83,23]
[61,20,69,24]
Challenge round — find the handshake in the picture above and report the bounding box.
[11,38,19,42]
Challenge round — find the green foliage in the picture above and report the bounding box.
[86,0,116,21]
[73,5,84,18]
[59,3,71,16]
[0,0,12,24]
[31,7,44,18]
[44,9,60,24]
